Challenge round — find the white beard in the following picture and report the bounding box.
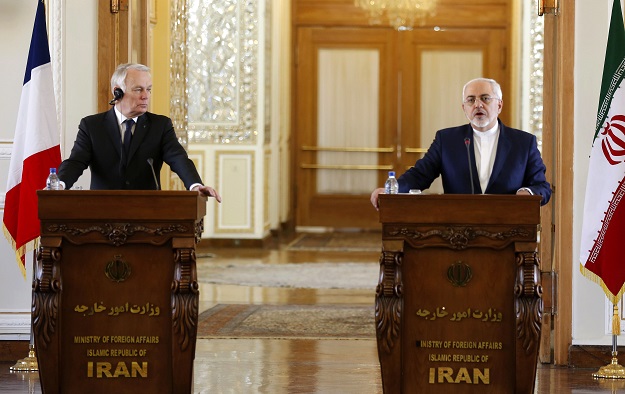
[470,116,495,129]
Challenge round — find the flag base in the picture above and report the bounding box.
[9,344,38,372]
[593,355,625,379]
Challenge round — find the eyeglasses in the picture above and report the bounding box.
[463,95,501,105]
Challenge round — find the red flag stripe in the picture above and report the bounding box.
[3,146,61,249]
[2,1,61,277]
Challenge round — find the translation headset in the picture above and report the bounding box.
[108,87,124,105]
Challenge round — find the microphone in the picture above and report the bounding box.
[147,158,160,190]
[464,138,475,194]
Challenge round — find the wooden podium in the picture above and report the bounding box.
[34,190,206,394]
[376,194,542,393]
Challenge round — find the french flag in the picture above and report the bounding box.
[3,0,61,276]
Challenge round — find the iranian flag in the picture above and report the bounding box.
[2,0,61,277]
[580,0,625,304]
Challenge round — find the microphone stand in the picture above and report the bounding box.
[147,158,160,190]
[464,138,475,194]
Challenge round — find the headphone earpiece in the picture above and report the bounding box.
[109,87,124,105]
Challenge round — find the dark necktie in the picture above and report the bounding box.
[123,119,134,158]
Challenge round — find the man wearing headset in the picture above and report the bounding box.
[58,63,221,202]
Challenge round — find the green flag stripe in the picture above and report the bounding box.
[596,0,625,140]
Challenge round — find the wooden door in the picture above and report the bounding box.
[295,28,398,228]
[97,0,151,113]
[295,27,509,228]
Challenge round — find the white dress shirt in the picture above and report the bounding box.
[114,106,138,143]
[472,124,499,194]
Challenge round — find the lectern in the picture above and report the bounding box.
[376,194,542,393]
[34,190,206,394]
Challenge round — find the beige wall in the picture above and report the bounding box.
[151,0,171,117]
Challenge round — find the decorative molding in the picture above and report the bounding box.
[264,0,271,145]
[0,143,12,159]
[515,250,543,355]
[173,0,260,145]
[529,1,544,144]
[214,150,255,233]
[32,245,61,349]
[170,0,188,147]
[47,0,64,139]
[0,142,10,207]
[386,226,532,250]
[172,247,199,351]
[375,250,403,353]
[45,223,189,246]
[0,314,31,335]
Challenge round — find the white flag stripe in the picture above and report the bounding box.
[6,62,59,191]
[580,90,625,265]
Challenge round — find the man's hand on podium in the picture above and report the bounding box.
[193,185,222,202]
[370,187,385,211]
[516,187,533,196]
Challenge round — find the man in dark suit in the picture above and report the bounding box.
[58,63,221,202]
[370,77,550,209]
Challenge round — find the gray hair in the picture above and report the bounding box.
[110,63,150,93]
[462,78,503,101]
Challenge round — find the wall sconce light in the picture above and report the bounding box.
[538,0,559,16]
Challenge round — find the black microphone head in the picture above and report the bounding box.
[464,137,470,146]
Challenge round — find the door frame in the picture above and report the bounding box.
[543,2,574,366]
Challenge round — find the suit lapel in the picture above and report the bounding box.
[128,113,149,161]
[486,121,510,192]
[105,109,123,158]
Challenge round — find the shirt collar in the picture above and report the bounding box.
[472,123,499,139]
[114,106,139,125]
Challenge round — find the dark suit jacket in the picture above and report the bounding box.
[58,109,202,190]
[398,120,552,205]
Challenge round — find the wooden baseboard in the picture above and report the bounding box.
[569,345,625,368]
[0,341,29,362]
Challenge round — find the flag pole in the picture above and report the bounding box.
[9,247,38,372]
[593,304,625,379]
[580,0,625,381]
[4,0,60,372]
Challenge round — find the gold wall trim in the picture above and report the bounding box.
[301,164,393,170]
[301,145,394,153]
[404,148,428,153]
[214,150,255,234]
[170,0,188,146]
